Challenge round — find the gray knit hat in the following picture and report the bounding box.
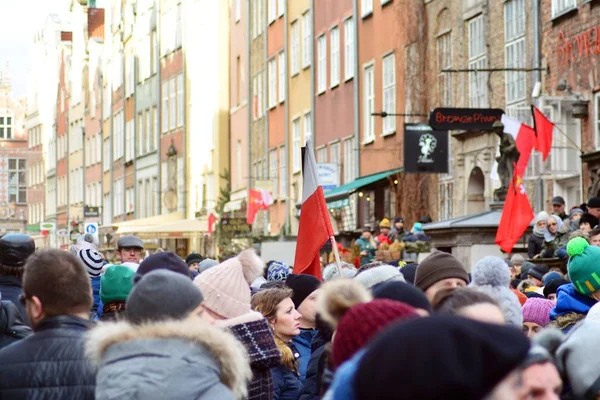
[127,269,204,324]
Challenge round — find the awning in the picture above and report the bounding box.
[135,218,208,238]
[115,212,184,234]
[224,199,244,212]
[324,168,403,201]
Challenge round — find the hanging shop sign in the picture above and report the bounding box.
[429,108,504,131]
[84,206,100,218]
[317,164,339,191]
[404,124,449,174]
[219,217,252,237]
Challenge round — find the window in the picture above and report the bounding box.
[302,11,311,68]
[316,147,327,163]
[258,71,264,118]
[151,31,158,75]
[292,118,302,173]
[126,120,134,162]
[236,140,243,186]
[151,107,157,151]
[268,58,277,109]
[96,134,102,164]
[437,32,452,106]
[278,0,284,16]
[270,149,278,199]
[257,0,264,36]
[162,81,169,133]
[268,0,276,24]
[169,77,176,130]
[235,0,241,22]
[125,54,134,97]
[344,18,355,80]
[0,112,13,139]
[330,142,341,167]
[552,0,576,18]
[330,27,340,87]
[317,35,327,93]
[177,74,184,127]
[504,0,526,104]
[252,0,258,38]
[236,56,242,106]
[468,16,488,107]
[363,64,375,142]
[138,113,144,156]
[112,111,124,160]
[382,53,396,135]
[278,52,285,102]
[344,138,355,183]
[103,86,111,119]
[279,145,286,198]
[291,21,300,76]
[104,139,110,171]
[253,77,258,120]
[175,3,183,48]
[304,112,312,143]
[361,0,373,16]
[293,118,301,172]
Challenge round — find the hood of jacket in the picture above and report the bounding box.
[86,318,252,399]
[550,283,597,320]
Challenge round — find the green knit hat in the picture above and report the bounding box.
[567,237,600,295]
[101,265,135,304]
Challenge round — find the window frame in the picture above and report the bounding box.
[290,20,300,76]
[363,63,375,143]
[330,26,340,88]
[317,34,327,94]
[344,17,355,81]
[278,51,286,103]
[301,11,311,69]
[382,52,396,136]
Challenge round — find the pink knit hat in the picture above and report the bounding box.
[194,249,264,319]
[522,298,554,327]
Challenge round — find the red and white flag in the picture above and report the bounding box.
[501,114,535,178]
[246,189,273,225]
[496,177,534,253]
[293,139,334,279]
[532,106,554,161]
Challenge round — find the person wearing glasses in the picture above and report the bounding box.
[116,235,144,266]
[541,215,568,258]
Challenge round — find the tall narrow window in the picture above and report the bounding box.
[278,0,284,17]
[145,110,151,153]
[138,113,144,156]
[177,74,184,127]
[278,52,286,102]
[382,53,396,135]
[437,32,452,107]
[504,0,526,104]
[235,0,241,22]
[269,149,278,199]
[344,138,355,183]
[291,21,300,75]
[292,118,301,172]
[330,27,340,87]
[468,16,488,107]
[363,65,375,142]
[304,112,312,143]
[268,0,276,24]
[317,35,327,93]
[279,145,286,198]
[268,58,277,109]
[361,0,373,16]
[236,56,241,106]
[151,107,158,151]
[236,140,243,187]
[344,18,355,80]
[170,77,176,130]
[302,11,311,68]
[162,81,169,133]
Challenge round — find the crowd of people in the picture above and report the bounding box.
[1,219,600,400]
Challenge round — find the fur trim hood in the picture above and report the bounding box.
[86,319,252,399]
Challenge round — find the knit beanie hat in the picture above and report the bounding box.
[412,222,424,233]
[322,263,357,281]
[78,249,104,278]
[194,248,264,319]
[198,258,219,274]
[567,237,600,295]
[354,316,530,400]
[127,269,204,324]
[510,254,525,266]
[379,218,391,228]
[399,263,417,285]
[100,265,135,304]
[522,298,554,327]
[373,280,432,313]
[317,279,418,368]
[543,279,569,299]
[76,233,98,251]
[354,265,405,290]
[266,261,290,282]
[286,274,321,309]
[185,253,203,266]
[527,265,545,281]
[543,271,563,286]
[135,252,189,283]
[580,213,599,229]
[415,251,469,292]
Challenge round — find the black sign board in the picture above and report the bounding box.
[220,217,252,237]
[429,108,504,131]
[404,124,449,174]
[84,206,100,218]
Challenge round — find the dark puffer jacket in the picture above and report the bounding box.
[0,275,28,325]
[0,315,96,400]
[0,300,31,349]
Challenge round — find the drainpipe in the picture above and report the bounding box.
[264,2,269,236]
[246,0,252,194]
[182,5,187,220]
[284,4,289,235]
[156,2,162,216]
[352,0,360,227]
[532,0,544,212]
[133,54,137,220]
[310,0,315,148]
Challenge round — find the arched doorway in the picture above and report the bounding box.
[467,167,485,214]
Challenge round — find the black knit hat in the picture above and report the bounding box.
[399,263,417,285]
[285,274,321,309]
[588,197,600,209]
[135,252,190,283]
[372,280,432,313]
[543,279,569,298]
[355,316,530,400]
[527,265,545,281]
[579,213,599,228]
[185,253,203,266]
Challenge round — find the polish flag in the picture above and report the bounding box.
[501,114,535,177]
[496,177,534,253]
[208,212,218,234]
[532,106,554,161]
[246,189,272,225]
[293,138,334,279]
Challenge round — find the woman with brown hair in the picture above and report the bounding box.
[252,288,303,400]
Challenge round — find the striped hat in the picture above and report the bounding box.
[567,237,600,295]
[78,249,104,278]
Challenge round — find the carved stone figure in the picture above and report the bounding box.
[589,168,600,199]
[493,121,520,202]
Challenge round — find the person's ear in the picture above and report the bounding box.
[29,296,45,322]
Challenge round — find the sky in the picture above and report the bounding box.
[0,0,70,97]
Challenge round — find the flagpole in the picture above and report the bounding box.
[329,235,345,279]
[552,123,582,152]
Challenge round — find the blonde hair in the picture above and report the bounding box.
[251,288,298,371]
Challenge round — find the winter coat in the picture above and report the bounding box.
[272,363,303,400]
[220,311,281,400]
[528,233,544,259]
[292,328,318,382]
[322,350,365,400]
[550,283,596,333]
[299,331,330,400]
[355,237,376,265]
[90,276,103,319]
[542,232,568,258]
[86,318,252,400]
[0,275,27,326]
[0,300,31,350]
[0,315,95,399]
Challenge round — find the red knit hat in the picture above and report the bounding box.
[332,299,418,367]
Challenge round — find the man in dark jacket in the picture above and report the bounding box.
[0,297,31,350]
[0,233,35,324]
[0,250,96,399]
